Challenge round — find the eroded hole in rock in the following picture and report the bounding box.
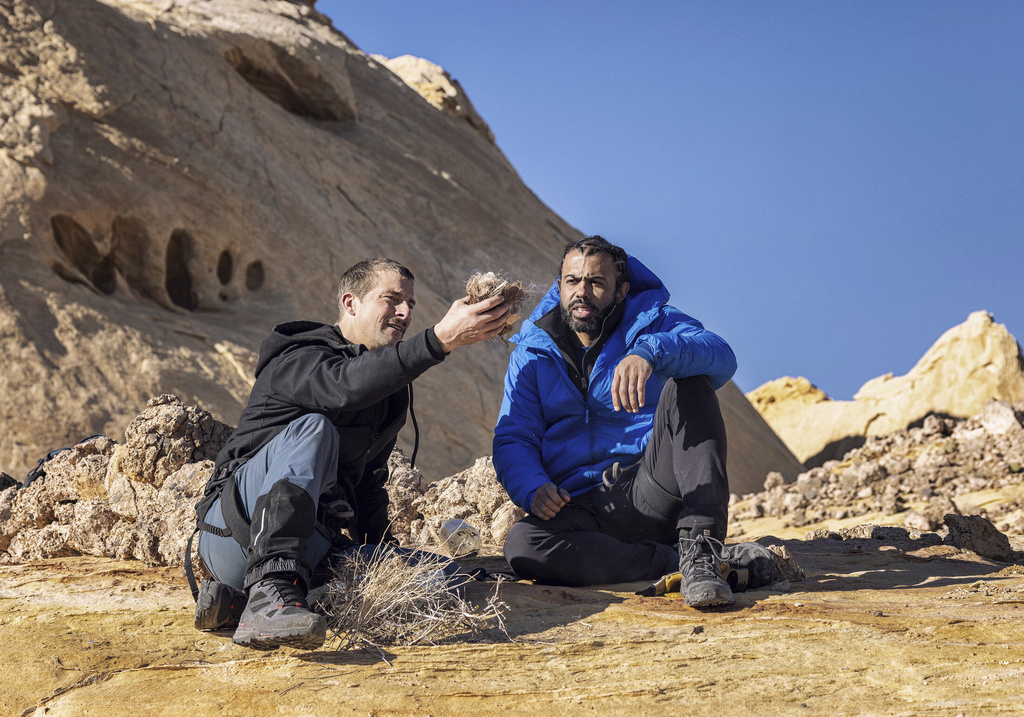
[216,250,233,285]
[111,215,153,296]
[50,214,102,279]
[166,229,198,311]
[224,44,355,122]
[91,254,116,295]
[245,260,264,291]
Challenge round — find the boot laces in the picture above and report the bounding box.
[266,577,308,609]
[681,532,726,579]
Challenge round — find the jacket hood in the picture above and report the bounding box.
[511,255,670,349]
[255,321,357,376]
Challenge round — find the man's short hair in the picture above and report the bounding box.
[337,258,413,314]
[559,235,628,287]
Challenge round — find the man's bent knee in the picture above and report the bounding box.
[502,517,551,581]
[283,413,340,449]
[661,374,714,402]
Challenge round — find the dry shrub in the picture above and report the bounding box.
[317,545,508,653]
[465,271,530,338]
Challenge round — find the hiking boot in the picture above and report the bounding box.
[232,574,327,651]
[194,579,246,631]
[679,520,735,609]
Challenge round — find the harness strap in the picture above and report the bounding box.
[216,473,253,549]
[185,463,254,603]
[183,528,203,601]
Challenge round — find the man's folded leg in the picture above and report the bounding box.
[503,501,678,586]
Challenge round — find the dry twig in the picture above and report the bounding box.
[316,545,509,652]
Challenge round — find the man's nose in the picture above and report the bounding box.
[395,301,412,317]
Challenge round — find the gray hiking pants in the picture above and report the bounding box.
[197,413,339,591]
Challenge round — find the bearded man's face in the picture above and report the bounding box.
[557,250,628,345]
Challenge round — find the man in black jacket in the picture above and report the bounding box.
[193,258,509,650]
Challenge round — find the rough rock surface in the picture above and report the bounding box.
[730,398,1024,539]
[0,395,227,567]
[374,54,496,143]
[748,311,1024,466]
[387,449,525,550]
[4,519,1024,715]
[106,394,231,488]
[0,0,798,495]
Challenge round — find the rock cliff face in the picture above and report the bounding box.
[748,312,1024,466]
[0,0,797,492]
[0,0,576,481]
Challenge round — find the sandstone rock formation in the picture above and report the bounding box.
[749,311,1024,466]
[387,449,525,550]
[0,0,574,483]
[730,398,1024,538]
[374,54,495,143]
[0,0,799,494]
[0,394,229,565]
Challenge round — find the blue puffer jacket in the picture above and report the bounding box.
[492,255,737,513]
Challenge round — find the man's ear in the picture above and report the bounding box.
[340,292,359,316]
[615,281,630,303]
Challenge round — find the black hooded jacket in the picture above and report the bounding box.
[202,320,447,544]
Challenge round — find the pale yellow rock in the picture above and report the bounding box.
[374,54,496,143]
[749,311,1024,465]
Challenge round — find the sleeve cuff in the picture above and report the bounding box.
[425,327,449,359]
[628,342,656,366]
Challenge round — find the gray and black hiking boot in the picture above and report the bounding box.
[679,520,735,609]
[232,574,327,651]
[195,579,246,631]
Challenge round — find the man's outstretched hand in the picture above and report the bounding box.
[433,295,511,352]
[530,481,571,520]
[611,354,653,412]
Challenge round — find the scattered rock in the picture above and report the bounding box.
[387,451,524,551]
[979,399,1023,436]
[731,401,1024,535]
[105,395,231,489]
[943,514,1012,561]
[755,540,806,582]
[0,396,225,567]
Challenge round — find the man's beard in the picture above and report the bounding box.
[561,299,612,337]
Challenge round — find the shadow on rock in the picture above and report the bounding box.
[758,522,1021,594]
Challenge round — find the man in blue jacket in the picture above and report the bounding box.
[493,236,738,608]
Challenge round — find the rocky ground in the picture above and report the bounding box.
[730,398,1024,539]
[3,396,1024,715]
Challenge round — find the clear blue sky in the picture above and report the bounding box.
[318,1,1024,400]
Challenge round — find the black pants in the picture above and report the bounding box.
[502,375,729,586]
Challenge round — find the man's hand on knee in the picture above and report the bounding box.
[611,354,653,413]
[530,481,571,520]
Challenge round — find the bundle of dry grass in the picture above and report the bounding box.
[317,546,509,653]
[465,271,530,338]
